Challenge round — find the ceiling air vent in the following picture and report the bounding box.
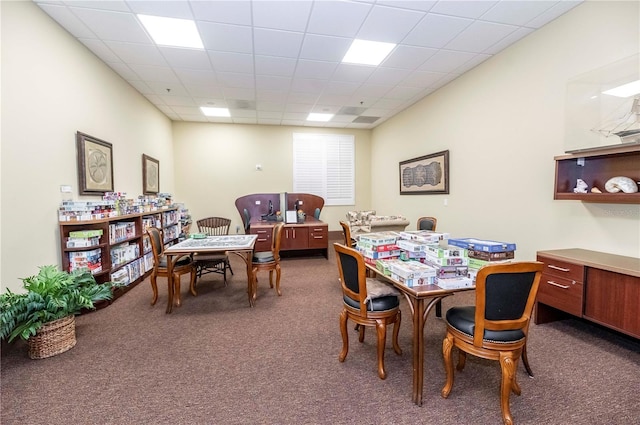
[338,106,367,116]
[228,99,256,110]
[352,116,379,124]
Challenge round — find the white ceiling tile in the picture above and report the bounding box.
[375,1,437,13]
[173,68,217,86]
[256,101,286,111]
[402,71,447,88]
[525,1,583,28]
[107,62,139,80]
[404,14,473,48]
[208,51,253,74]
[206,117,233,124]
[384,85,422,100]
[367,67,411,85]
[80,39,121,62]
[159,47,212,70]
[129,64,179,82]
[256,75,291,91]
[453,53,492,74]
[126,0,194,19]
[264,118,289,125]
[324,81,360,96]
[253,28,304,58]
[430,1,498,19]
[185,85,225,98]
[198,22,253,53]
[331,64,376,83]
[353,84,392,98]
[216,72,255,89]
[146,81,188,96]
[63,1,129,12]
[170,105,201,114]
[480,1,556,26]
[70,7,151,43]
[233,117,259,124]
[104,41,166,66]
[252,0,313,32]
[255,56,297,76]
[37,4,96,38]
[143,94,165,105]
[126,79,153,94]
[290,78,325,94]
[159,96,197,107]
[190,1,252,25]
[316,93,351,105]
[419,50,477,73]
[357,5,425,43]
[445,21,518,53]
[222,87,256,100]
[382,45,438,69]
[256,90,286,102]
[283,111,310,119]
[193,97,227,107]
[299,34,352,62]
[230,110,257,118]
[306,1,372,38]
[295,60,339,80]
[289,92,321,105]
[257,111,283,119]
[483,27,534,54]
[311,104,341,114]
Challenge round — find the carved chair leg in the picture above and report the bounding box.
[150,273,158,306]
[173,273,182,307]
[441,332,455,398]
[338,310,349,362]
[189,269,197,297]
[358,324,365,343]
[435,299,442,318]
[375,319,387,380]
[268,270,274,288]
[499,352,518,425]
[522,342,534,377]
[275,264,282,296]
[392,310,402,355]
[456,350,467,371]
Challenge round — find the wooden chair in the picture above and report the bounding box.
[417,216,437,231]
[194,217,234,285]
[441,261,543,425]
[147,227,197,308]
[252,222,284,297]
[339,221,357,248]
[334,243,402,380]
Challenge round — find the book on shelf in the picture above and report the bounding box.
[68,229,103,238]
[66,236,100,248]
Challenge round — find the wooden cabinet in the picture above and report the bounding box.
[59,207,180,299]
[250,217,328,258]
[553,144,640,204]
[535,249,640,339]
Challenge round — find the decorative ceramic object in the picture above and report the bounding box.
[591,187,602,193]
[573,179,588,193]
[604,176,638,193]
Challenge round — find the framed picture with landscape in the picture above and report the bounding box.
[142,154,159,194]
[399,150,449,195]
[76,131,114,195]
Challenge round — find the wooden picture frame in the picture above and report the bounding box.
[399,150,449,195]
[142,154,159,194]
[76,131,114,195]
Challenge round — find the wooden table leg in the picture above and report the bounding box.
[166,253,175,314]
[231,251,255,307]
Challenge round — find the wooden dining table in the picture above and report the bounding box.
[366,263,475,406]
[164,234,258,314]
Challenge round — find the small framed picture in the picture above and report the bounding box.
[399,150,449,195]
[76,132,114,195]
[142,154,159,194]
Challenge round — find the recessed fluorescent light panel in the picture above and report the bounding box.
[201,107,230,117]
[602,80,640,97]
[138,14,203,49]
[342,39,396,66]
[307,113,334,122]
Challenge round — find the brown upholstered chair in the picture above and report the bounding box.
[417,216,437,231]
[441,261,543,425]
[147,227,197,308]
[334,243,402,380]
[194,217,234,285]
[252,222,284,297]
[339,220,357,248]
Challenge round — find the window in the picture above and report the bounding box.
[292,133,355,206]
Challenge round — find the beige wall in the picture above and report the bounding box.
[1,2,174,291]
[172,122,372,232]
[371,1,640,261]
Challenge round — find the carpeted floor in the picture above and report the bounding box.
[2,243,639,425]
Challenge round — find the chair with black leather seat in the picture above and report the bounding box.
[441,261,543,425]
[252,222,284,297]
[147,227,197,308]
[334,242,402,380]
[194,217,234,285]
[417,216,437,231]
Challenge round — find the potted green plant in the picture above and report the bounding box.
[0,265,120,359]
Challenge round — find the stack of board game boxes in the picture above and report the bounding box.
[66,229,103,274]
[355,231,515,290]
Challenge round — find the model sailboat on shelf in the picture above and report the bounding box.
[592,96,640,144]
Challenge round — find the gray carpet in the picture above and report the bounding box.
[2,243,639,425]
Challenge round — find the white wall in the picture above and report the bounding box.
[371,1,640,261]
[1,2,174,292]
[172,122,372,232]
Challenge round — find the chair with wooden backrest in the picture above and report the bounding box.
[147,227,197,308]
[194,217,234,285]
[252,222,284,297]
[441,261,543,425]
[339,221,357,248]
[334,243,402,380]
[417,216,437,231]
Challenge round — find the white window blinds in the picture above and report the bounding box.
[292,133,355,206]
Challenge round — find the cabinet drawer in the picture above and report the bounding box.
[537,274,584,317]
[308,226,327,249]
[251,228,271,252]
[537,255,584,282]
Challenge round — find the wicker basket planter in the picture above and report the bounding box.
[27,315,77,359]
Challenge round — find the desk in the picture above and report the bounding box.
[164,235,258,314]
[366,263,474,406]
[250,217,328,258]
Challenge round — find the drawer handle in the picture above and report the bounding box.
[548,264,571,273]
[546,280,570,289]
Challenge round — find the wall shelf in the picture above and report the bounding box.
[554,144,640,204]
